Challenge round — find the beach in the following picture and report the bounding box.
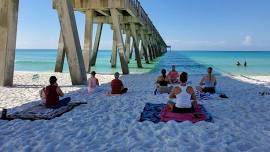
[1,70,270,151]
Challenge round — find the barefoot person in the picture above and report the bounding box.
[111,72,128,94]
[155,69,173,94]
[88,71,100,93]
[198,67,217,94]
[44,76,71,109]
[168,65,179,83]
[167,72,197,113]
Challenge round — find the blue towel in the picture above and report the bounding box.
[139,103,213,123]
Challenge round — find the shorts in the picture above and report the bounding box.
[202,87,216,94]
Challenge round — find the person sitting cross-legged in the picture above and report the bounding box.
[197,67,217,94]
[155,69,173,94]
[111,72,128,94]
[168,65,179,84]
[167,72,198,113]
[44,76,71,109]
[87,71,100,94]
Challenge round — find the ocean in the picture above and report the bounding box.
[15,49,270,76]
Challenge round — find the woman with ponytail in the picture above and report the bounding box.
[155,69,173,94]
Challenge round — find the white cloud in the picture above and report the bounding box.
[242,35,253,46]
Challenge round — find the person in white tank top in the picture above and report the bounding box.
[175,85,192,108]
[168,72,198,113]
[88,71,100,94]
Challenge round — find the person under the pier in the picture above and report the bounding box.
[197,67,217,94]
[154,69,173,94]
[167,72,198,113]
[111,72,128,94]
[88,71,100,94]
[167,65,179,84]
[44,76,71,109]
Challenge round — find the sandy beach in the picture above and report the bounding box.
[1,72,270,151]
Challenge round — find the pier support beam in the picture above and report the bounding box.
[55,32,66,72]
[111,30,117,68]
[0,0,19,86]
[130,23,143,67]
[124,30,131,64]
[150,38,157,59]
[91,23,103,66]
[55,0,87,85]
[83,10,94,72]
[129,38,134,59]
[145,35,153,61]
[110,9,129,74]
[139,30,150,64]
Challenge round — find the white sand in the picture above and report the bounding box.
[1,72,270,151]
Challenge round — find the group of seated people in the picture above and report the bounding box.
[155,65,179,94]
[87,71,128,95]
[41,71,128,109]
[41,65,216,112]
[156,66,217,113]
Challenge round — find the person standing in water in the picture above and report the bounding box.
[236,61,241,66]
[244,61,247,67]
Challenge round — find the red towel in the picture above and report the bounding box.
[160,105,207,123]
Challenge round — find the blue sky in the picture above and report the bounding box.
[16,0,270,51]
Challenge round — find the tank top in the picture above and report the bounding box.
[169,71,179,79]
[88,78,98,93]
[204,76,215,88]
[45,85,59,107]
[159,76,168,86]
[175,85,192,108]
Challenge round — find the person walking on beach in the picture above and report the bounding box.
[88,71,100,94]
[44,76,71,109]
[167,72,197,113]
[111,72,128,94]
[168,65,179,83]
[197,67,217,94]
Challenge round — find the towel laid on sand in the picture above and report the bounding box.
[140,103,212,123]
[160,105,212,123]
[3,102,87,121]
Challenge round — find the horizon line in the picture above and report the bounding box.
[15,48,270,51]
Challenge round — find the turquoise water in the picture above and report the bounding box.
[15,49,160,74]
[154,51,270,76]
[15,49,270,76]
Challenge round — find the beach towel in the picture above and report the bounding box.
[139,103,212,123]
[139,103,165,123]
[2,102,87,121]
[160,105,212,123]
[196,90,211,101]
